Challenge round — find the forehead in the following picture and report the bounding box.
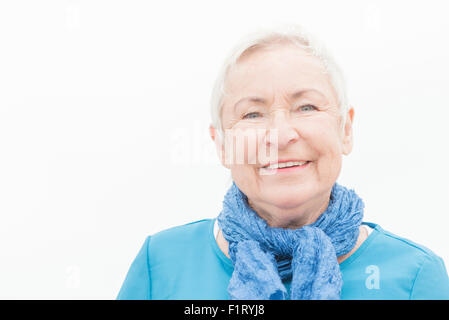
[224,44,334,98]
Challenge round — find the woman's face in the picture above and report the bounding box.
[212,43,354,227]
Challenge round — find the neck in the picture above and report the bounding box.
[216,224,368,264]
[247,189,331,229]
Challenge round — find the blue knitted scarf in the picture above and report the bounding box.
[216,181,365,300]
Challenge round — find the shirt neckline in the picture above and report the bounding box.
[209,218,381,271]
[208,218,234,271]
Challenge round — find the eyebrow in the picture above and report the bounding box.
[233,89,326,110]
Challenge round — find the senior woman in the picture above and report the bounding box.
[117,25,449,300]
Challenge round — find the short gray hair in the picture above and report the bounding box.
[210,24,349,142]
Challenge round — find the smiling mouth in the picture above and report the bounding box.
[259,160,312,175]
[262,160,310,169]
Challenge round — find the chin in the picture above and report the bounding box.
[266,180,312,196]
[264,190,312,210]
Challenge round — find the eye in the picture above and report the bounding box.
[242,112,262,119]
[298,104,318,112]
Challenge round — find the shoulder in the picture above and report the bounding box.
[371,223,441,260]
[363,222,448,277]
[150,218,213,244]
[147,218,214,259]
[365,222,449,299]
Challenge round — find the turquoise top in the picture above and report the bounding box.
[117,219,449,300]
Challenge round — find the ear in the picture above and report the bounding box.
[341,106,355,156]
[209,124,231,169]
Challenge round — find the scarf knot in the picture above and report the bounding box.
[217,181,364,300]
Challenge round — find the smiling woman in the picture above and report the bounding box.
[215,42,352,230]
[117,25,449,300]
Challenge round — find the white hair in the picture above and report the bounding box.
[210,24,349,142]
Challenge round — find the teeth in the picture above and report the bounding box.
[265,161,308,169]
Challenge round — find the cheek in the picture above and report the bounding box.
[302,117,342,156]
[223,128,261,166]
[315,134,342,158]
[305,123,343,181]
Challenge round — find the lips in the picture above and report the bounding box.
[258,160,311,175]
[261,159,310,169]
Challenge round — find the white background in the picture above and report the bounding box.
[0,0,448,299]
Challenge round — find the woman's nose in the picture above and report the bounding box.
[264,111,300,149]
